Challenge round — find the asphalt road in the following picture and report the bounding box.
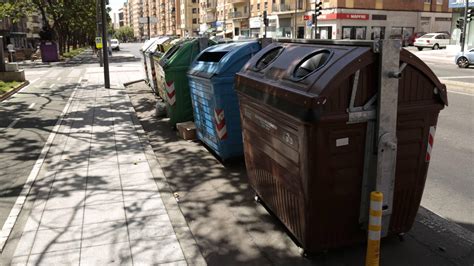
[0,67,81,228]
[422,90,474,232]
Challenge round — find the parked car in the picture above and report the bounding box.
[455,49,474,68]
[414,33,450,51]
[407,32,427,46]
[110,39,120,51]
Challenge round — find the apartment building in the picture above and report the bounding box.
[180,0,200,36]
[246,0,452,40]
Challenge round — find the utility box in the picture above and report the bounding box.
[235,39,448,253]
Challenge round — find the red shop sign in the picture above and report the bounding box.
[318,13,369,20]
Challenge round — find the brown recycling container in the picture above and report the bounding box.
[235,39,448,253]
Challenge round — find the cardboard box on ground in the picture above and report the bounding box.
[176,121,196,140]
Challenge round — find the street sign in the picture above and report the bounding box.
[95,37,102,49]
[139,16,158,24]
[304,15,311,20]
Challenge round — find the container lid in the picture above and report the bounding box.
[189,41,261,78]
[140,37,160,52]
[146,36,171,54]
[160,38,216,68]
[236,40,447,111]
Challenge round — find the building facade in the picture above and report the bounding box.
[180,0,200,36]
[128,0,455,41]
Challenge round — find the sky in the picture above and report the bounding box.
[108,0,127,22]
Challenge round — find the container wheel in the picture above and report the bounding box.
[298,247,309,258]
[397,233,406,242]
[457,57,470,68]
[254,194,261,203]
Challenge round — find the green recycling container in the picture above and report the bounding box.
[153,38,182,101]
[158,38,215,126]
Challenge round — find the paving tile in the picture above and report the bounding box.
[88,167,120,178]
[39,207,84,229]
[151,260,188,266]
[44,189,86,210]
[27,248,81,266]
[120,171,155,188]
[81,220,129,247]
[130,235,185,265]
[31,226,82,254]
[117,152,147,165]
[119,161,152,175]
[127,215,175,241]
[12,230,37,257]
[124,197,167,218]
[122,184,161,202]
[85,189,123,206]
[80,242,132,265]
[83,202,126,224]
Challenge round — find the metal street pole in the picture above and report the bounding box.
[0,36,5,72]
[294,1,297,38]
[96,0,103,67]
[101,0,110,88]
[461,0,469,53]
[148,16,151,40]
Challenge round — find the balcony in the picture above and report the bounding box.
[206,2,216,12]
[228,0,247,5]
[272,4,294,13]
[205,14,216,23]
[228,11,249,19]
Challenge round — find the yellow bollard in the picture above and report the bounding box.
[365,191,383,266]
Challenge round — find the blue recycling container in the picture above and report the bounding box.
[187,41,261,160]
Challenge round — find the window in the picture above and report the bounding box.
[192,8,197,13]
[257,3,260,9]
[192,18,197,24]
[371,26,385,40]
[342,26,367,40]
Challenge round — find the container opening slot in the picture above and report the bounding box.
[164,45,181,59]
[197,51,229,62]
[255,47,284,71]
[293,51,331,79]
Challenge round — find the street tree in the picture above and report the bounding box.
[114,26,134,42]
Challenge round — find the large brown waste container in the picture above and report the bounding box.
[235,39,448,253]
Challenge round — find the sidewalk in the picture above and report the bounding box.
[0,59,205,265]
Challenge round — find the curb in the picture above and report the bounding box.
[123,79,145,87]
[0,81,30,102]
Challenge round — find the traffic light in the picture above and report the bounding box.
[263,11,269,27]
[456,18,464,29]
[315,1,323,19]
[467,8,473,23]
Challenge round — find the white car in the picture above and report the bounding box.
[414,33,450,51]
[110,39,120,51]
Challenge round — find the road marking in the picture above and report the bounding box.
[439,76,474,79]
[28,103,36,109]
[448,90,474,96]
[0,78,80,252]
[57,77,62,81]
[49,83,55,88]
[1,118,21,132]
